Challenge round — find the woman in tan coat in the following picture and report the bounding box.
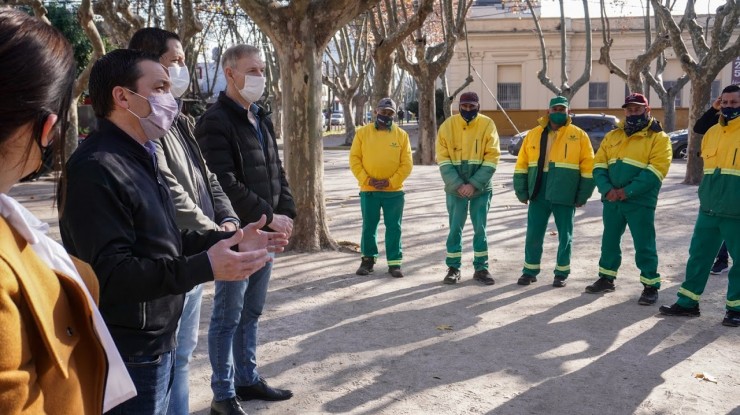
[0,8,135,414]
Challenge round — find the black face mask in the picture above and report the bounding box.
[624,113,649,136]
[460,108,479,123]
[375,114,393,129]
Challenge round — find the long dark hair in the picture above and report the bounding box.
[0,7,76,175]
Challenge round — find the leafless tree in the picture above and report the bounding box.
[323,16,372,145]
[396,0,474,165]
[237,0,380,251]
[651,0,740,184]
[525,0,593,102]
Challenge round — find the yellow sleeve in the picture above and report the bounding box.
[389,130,413,188]
[349,129,369,186]
[482,120,501,169]
[647,131,672,181]
[579,130,595,178]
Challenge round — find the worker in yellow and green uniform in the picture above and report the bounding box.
[350,97,413,278]
[436,91,501,286]
[513,96,595,288]
[586,93,672,305]
[660,84,740,327]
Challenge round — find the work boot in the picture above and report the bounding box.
[658,303,700,317]
[585,277,615,293]
[473,269,495,285]
[722,310,740,327]
[443,267,461,284]
[552,276,567,288]
[638,285,658,305]
[517,274,537,285]
[388,266,404,278]
[355,256,375,276]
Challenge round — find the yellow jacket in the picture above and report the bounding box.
[0,217,107,414]
[593,118,672,208]
[350,123,413,192]
[436,113,501,197]
[698,116,740,218]
[513,116,595,206]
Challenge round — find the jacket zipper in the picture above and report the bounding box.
[140,303,147,329]
[565,143,568,159]
[733,148,737,166]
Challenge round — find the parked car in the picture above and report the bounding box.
[325,112,345,127]
[507,113,620,156]
[669,129,688,159]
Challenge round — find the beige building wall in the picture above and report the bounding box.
[447,13,736,119]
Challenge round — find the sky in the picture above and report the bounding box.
[538,0,728,18]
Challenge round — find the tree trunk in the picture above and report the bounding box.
[661,97,677,133]
[340,96,356,145]
[276,36,337,251]
[65,102,79,161]
[371,54,395,108]
[685,80,711,185]
[353,93,368,126]
[415,76,437,165]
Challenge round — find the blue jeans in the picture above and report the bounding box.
[208,262,272,401]
[167,284,203,415]
[106,350,175,415]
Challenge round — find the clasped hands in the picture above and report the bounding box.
[208,215,289,281]
[457,183,476,198]
[368,177,390,190]
[605,188,627,202]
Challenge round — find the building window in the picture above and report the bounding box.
[497,83,521,109]
[663,80,682,107]
[589,83,608,108]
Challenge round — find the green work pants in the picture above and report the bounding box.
[360,191,404,266]
[522,178,575,278]
[598,201,660,288]
[445,190,492,271]
[677,211,740,311]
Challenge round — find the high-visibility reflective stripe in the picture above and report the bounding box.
[446,252,462,258]
[514,169,528,174]
[528,162,538,167]
[555,265,570,271]
[678,287,701,301]
[647,165,664,181]
[726,298,740,308]
[703,168,716,174]
[622,158,648,169]
[599,267,618,277]
[594,163,608,169]
[473,251,488,257]
[523,262,540,270]
[438,160,452,166]
[640,275,661,286]
[721,168,740,177]
[581,173,593,178]
[553,162,579,170]
[482,162,497,168]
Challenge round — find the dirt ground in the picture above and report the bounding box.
[12,146,739,415]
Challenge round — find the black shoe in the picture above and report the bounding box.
[355,256,375,276]
[552,276,567,288]
[517,275,537,286]
[443,267,461,284]
[210,397,247,415]
[659,303,700,317]
[585,277,615,294]
[388,266,404,278]
[722,310,740,327]
[235,377,293,402]
[473,269,495,285]
[710,261,729,275]
[638,285,659,305]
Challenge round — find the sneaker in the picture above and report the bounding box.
[722,310,740,327]
[710,261,729,275]
[638,285,659,305]
[585,277,615,294]
[517,275,537,286]
[355,256,375,276]
[473,269,495,285]
[388,266,404,278]
[552,276,567,288]
[658,302,700,317]
[442,267,461,284]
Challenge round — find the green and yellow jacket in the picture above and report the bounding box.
[436,113,501,198]
[698,116,740,218]
[513,116,595,206]
[593,118,672,208]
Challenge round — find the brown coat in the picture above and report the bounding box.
[0,217,107,414]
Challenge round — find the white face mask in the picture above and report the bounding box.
[237,74,266,103]
[168,65,190,98]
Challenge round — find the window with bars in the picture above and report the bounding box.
[663,80,682,107]
[497,83,521,109]
[589,82,608,108]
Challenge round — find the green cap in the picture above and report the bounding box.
[549,96,569,108]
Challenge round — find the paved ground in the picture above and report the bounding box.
[10,130,739,415]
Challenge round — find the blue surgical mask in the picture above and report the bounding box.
[721,106,740,122]
[460,108,479,123]
[625,113,649,135]
[375,114,393,129]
